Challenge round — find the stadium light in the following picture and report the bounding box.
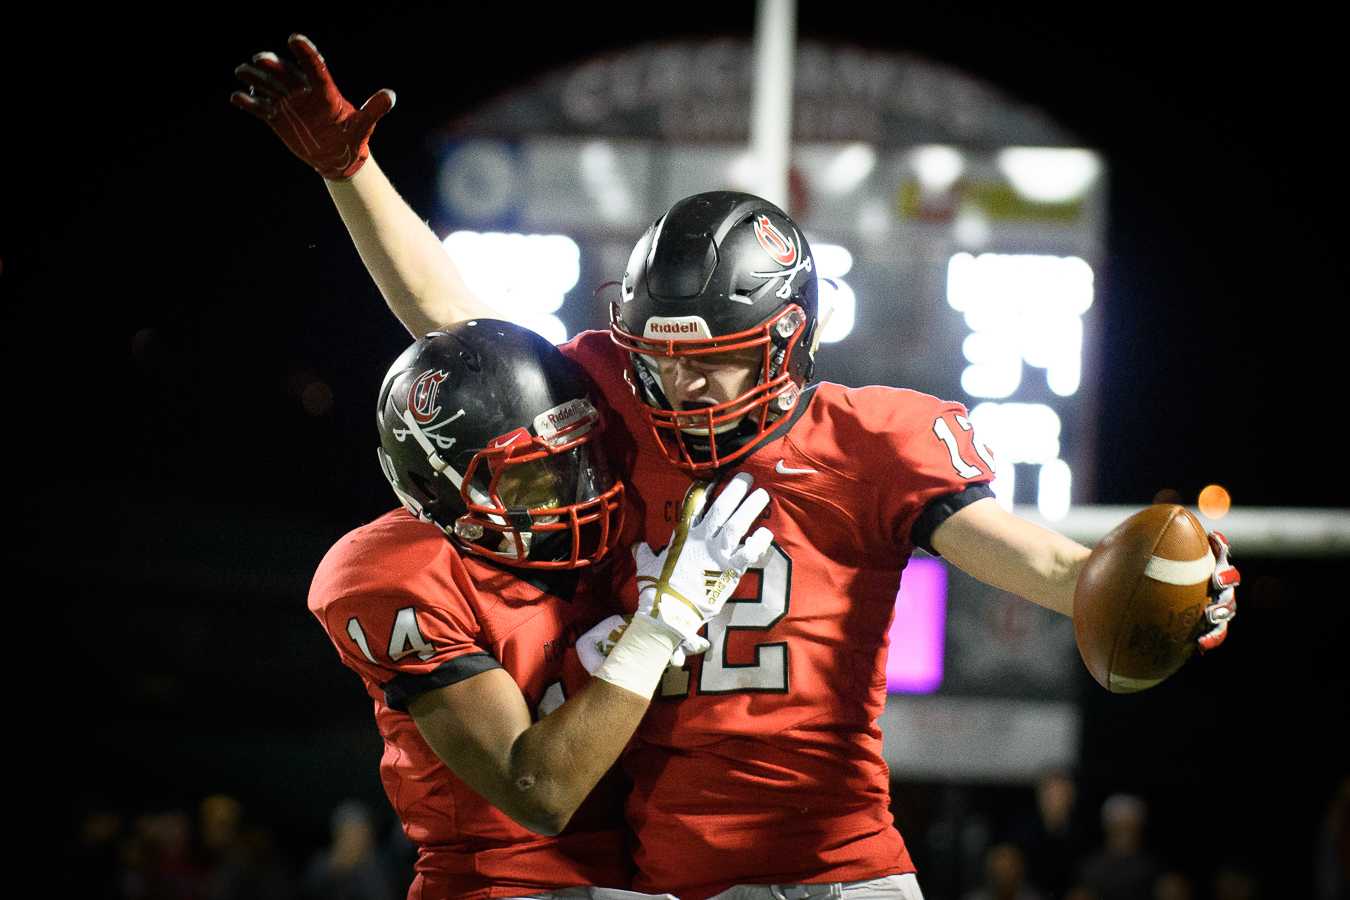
[814,242,855,343]
[442,231,580,344]
[910,145,965,194]
[996,147,1102,204]
[579,140,636,224]
[822,143,877,195]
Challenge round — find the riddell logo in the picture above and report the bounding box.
[535,398,597,440]
[644,316,712,340]
[548,400,588,426]
[651,322,701,335]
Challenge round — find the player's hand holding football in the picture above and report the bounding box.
[1198,531,1238,652]
[633,472,773,651]
[230,33,394,180]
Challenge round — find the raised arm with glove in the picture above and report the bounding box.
[230,33,393,180]
[230,33,489,331]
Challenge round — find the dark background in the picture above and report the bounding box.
[5,4,1345,897]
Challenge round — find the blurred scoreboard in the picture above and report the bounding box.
[434,136,1106,519]
[433,39,1107,779]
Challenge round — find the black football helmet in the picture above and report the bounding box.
[610,191,819,472]
[376,320,624,569]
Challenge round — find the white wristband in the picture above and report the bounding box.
[593,613,683,698]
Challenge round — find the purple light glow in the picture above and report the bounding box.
[886,557,948,693]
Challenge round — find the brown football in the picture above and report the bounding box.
[1073,504,1215,693]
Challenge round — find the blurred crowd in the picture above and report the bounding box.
[67,773,1350,900]
[927,774,1254,900]
[68,793,414,900]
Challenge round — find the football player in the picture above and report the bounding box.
[235,35,1238,900]
[308,321,773,898]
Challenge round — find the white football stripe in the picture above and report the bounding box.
[1110,673,1165,693]
[1145,549,1216,586]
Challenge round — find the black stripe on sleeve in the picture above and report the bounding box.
[383,652,502,712]
[910,483,997,556]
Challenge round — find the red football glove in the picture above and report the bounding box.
[230,34,394,180]
[1197,531,1239,653]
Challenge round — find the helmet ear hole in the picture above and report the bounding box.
[408,471,435,494]
[407,471,446,516]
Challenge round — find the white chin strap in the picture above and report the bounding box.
[400,409,465,488]
[398,408,509,529]
[495,532,532,559]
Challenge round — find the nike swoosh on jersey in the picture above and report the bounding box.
[775,460,818,475]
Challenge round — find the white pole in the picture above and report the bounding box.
[1013,505,1350,557]
[749,0,796,209]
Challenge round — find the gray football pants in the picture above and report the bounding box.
[508,875,923,900]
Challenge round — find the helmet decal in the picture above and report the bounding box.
[409,369,450,423]
[391,406,465,450]
[753,214,797,266]
[643,316,714,339]
[534,398,598,442]
[751,229,814,300]
[489,428,527,450]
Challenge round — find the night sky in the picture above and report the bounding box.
[8,4,1346,894]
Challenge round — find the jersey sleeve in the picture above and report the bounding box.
[308,525,501,711]
[557,328,640,519]
[838,387,997,554]
[555,329,618,390]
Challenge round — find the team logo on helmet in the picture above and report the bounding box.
[750,225,814,300]
[753,214,797,266]
[409,369,450,423]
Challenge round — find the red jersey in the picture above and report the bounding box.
[307,508,632,899]
[560,330,995,898]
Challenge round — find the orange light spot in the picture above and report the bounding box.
[1197,484,1231,519]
